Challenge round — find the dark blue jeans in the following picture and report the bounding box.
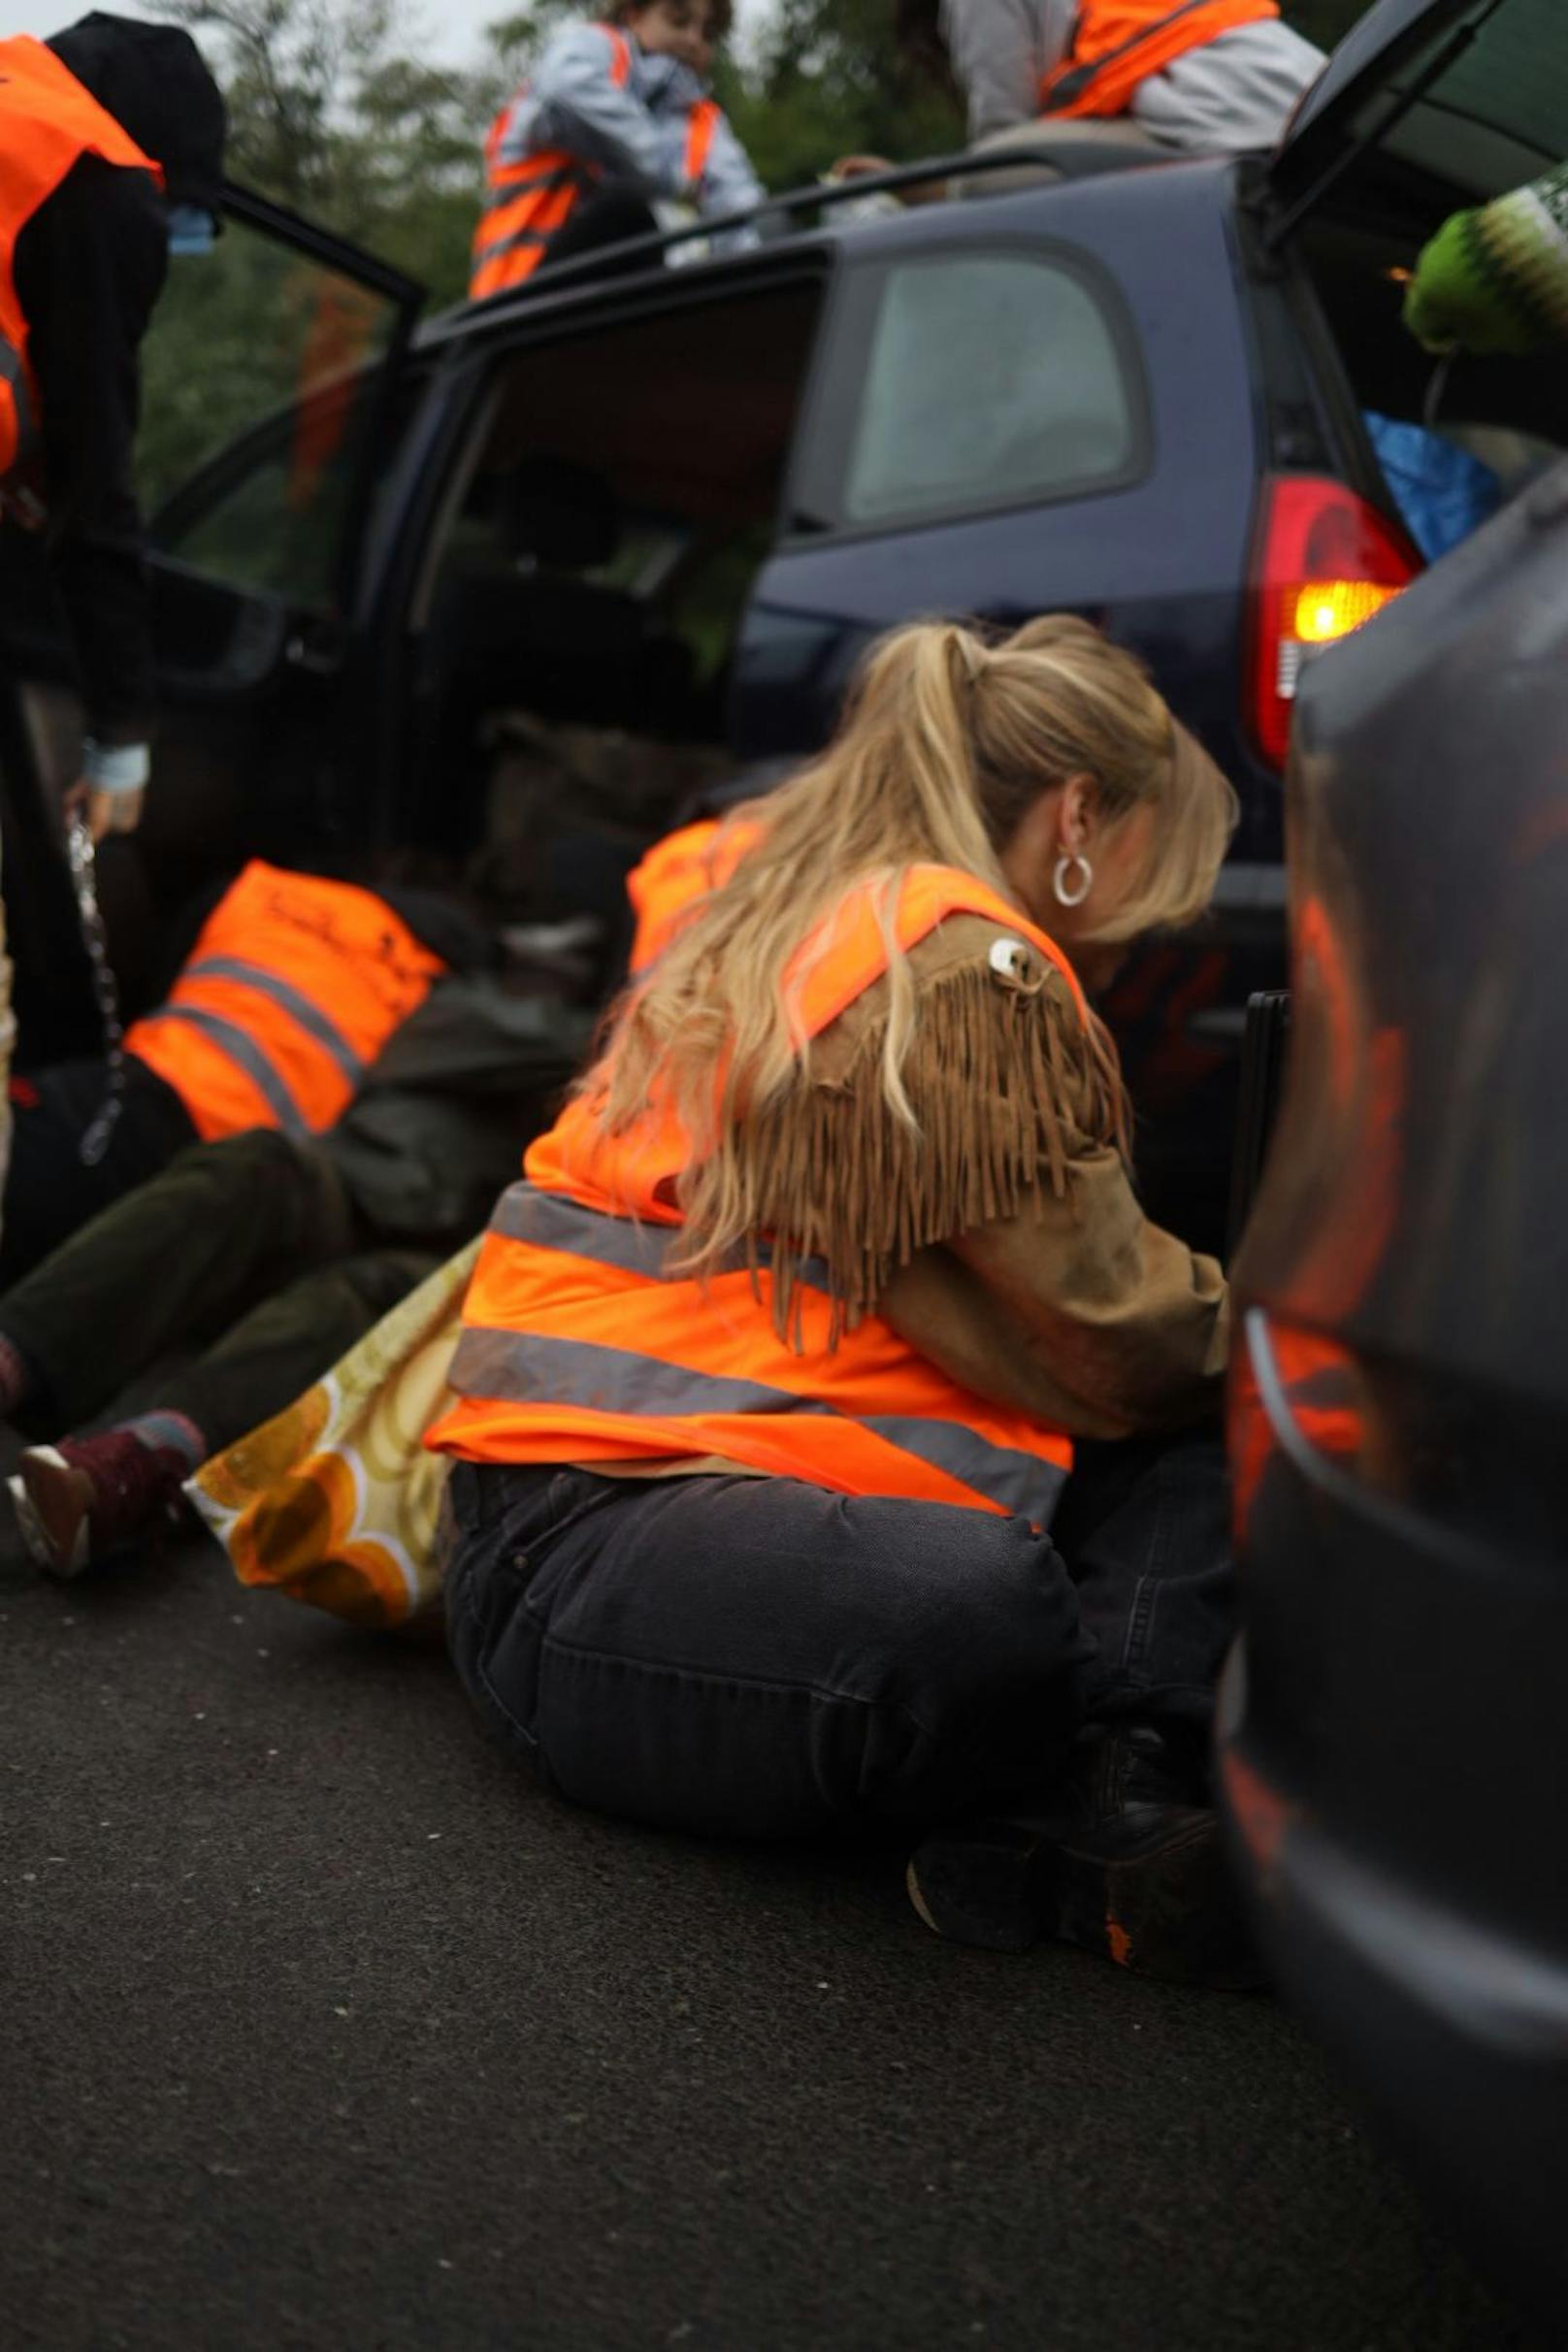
[443,1432,1234,1841]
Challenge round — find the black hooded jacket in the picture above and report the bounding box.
[8,16,226,755]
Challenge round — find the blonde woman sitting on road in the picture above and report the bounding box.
[428,616,1251,1983]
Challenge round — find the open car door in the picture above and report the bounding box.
[0,183,423,1058]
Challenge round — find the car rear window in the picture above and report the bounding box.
[839,253,1139,529]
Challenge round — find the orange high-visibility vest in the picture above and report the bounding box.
[124,863,447,1143]
[1040,0,1280,119]
[470,23,632,302]
[683,97,720,188]
[625,815,761,972]
[0,37,163,483]
[428,865,1092,1526]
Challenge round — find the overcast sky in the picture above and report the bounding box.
[11,1,775,69]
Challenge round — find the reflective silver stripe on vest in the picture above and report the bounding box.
[139,1006,309,1136]
[1046,0,1214,109]
[492,1182,679,1275]
[483,164,579,215]
[0,333,40,473]
[861,1415,1062,1522]
[475,223,567,271]
[448,1323,1064,1522]
[180,957,367,1090]
[490,1180,834,1294]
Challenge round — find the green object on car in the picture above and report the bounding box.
[1404,159,1568,356]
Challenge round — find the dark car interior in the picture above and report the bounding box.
[394,278,826,954]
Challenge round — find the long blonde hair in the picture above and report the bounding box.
[598,614,1237,1273]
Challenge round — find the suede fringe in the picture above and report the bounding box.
[731,966,1119,1346]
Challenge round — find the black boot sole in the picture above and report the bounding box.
[907,1814,1268,1990]
[1053,1821,1268,1989]
[906,1820,1056,1957]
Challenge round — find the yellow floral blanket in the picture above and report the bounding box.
[186,1240,479,1630]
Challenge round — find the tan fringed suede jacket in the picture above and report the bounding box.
[740,910,1230,1442]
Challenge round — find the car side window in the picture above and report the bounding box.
[138,212,408,611]
[822,251,1142,534]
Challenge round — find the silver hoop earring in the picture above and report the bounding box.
[1053,852,1093,909]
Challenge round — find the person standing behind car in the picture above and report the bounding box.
[470,0,763,300]
[0,16,226,1248]
[914,0,1323,154]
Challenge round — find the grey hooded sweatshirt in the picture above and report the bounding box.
[939,0,1323,153]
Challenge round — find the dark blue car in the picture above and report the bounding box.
[0,0,1559,1241]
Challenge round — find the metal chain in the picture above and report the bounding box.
[65,814,126,1167]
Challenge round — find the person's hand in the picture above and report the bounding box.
[64,779,146,841]
[1402,209,1543,358]
[826,153,946,207]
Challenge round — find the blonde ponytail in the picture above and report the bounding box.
[595,614,1235,1280]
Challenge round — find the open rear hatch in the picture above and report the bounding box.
[1262,0,1566,557]
[1269,0,1564,230]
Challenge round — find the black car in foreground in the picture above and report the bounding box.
[1220,462,1568,2325]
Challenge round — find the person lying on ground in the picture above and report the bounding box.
[1403,159,1568,357]
[0,861,476,1286]
[1,974,591,1575]
[470,0,764,302]
[427,614,1257,1987]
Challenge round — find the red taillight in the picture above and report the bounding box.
[1247,475,1421,768]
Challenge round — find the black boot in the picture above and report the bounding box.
[905,1724,1266,1989]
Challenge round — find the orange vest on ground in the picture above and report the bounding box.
[0,37,163,482]
[428,864,1092,1527]
[470,23,633,302]
[1040,0,1280,119]
[124,863,447,1144]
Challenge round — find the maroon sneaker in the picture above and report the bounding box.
[8,1430,191,1579]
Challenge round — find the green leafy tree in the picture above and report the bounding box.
[723,0,962,191]
[148,0,511,303]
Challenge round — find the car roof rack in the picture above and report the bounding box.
[460,138,1173,314]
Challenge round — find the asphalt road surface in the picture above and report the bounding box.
[0,1515,1549,2352]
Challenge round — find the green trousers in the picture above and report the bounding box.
[0,1127,435,1455]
